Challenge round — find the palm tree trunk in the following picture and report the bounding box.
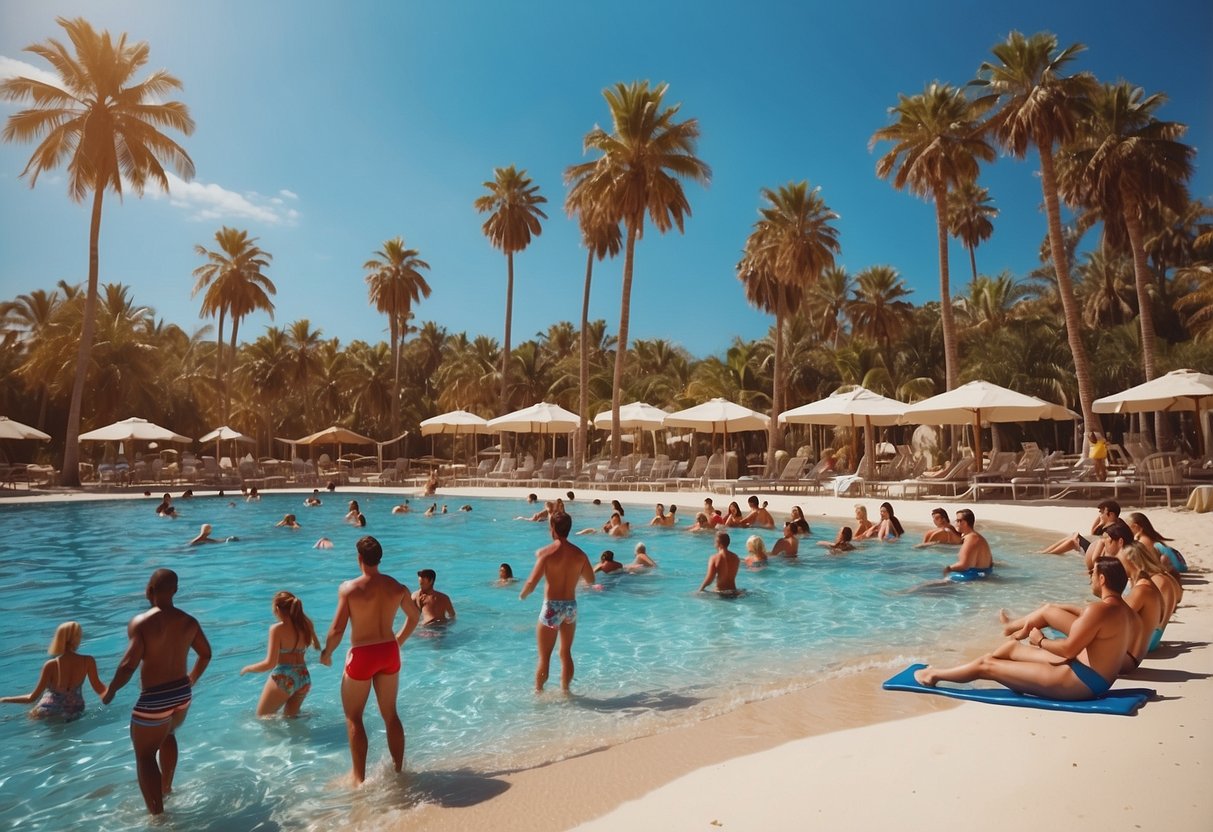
[215,308,226,422]
[501,252,514,415]
[227,317,241,424]
[611,223,639,462]
[968,242,978,283]
[389,316,400,432]
[1123,199,1166,447]
[934,187,959,392]
[767,292,784,476]
[1038,142,1099,439]
[60,187,105,488]
[578,249,594,471]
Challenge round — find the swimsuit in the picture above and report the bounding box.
[539,599,578,629]
[1066,659,1111,697]
[1154,543,1187,573]
[131,677,193,727]
[344,640,400,681]
[1148,626,1164,653]
[947,567,993,582]
[31,684,85,721]
[271,646,311,696]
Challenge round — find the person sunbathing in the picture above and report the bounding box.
[1127,512,1186,573]
[1116,542,1166,667]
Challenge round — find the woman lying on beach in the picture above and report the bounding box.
[1127,512,1187,573]
[239,591,321,717]
[817,526,855,554]
[1,622,105,721]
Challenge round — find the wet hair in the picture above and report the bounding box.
[840,526,853,543]
[655,503,665,512]
[611,500,625,515]
[1093,555,1129,594]
[716,531,731,548]
[1127,512,1171,543]
[348,500,360,511]
[592,498,602,505]
[527,493,538,503]
[931,507,948,520]
[146,568,178,598]
[668,505,677,515]
[357,536,383,566]
[283,514,296,524]
[499,563,514,579]
[880,502,905,536]
[746,535,767,556]
[566,491,575,501]
[748,495,760,507]
[48,621,82,655]
[273,591,320,649]
[955,509,974,527]
[1105,523,1133,544]
[1097,500,1121,517]
[695,512,709,525]
[600,550,615,562]
[417,568,437,581]
[792,506,804,519]
[551,511,573,538]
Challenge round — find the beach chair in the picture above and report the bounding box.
[1140,452,1201,507]
[893,457,974,498]
[486,457,517,483]
[461,458,494,486]
[730,455,806,495]
[665,455,708,490]
[824,455,872,497]
[703,452,732,492]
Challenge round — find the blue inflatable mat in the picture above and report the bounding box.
[883,664,1153,716]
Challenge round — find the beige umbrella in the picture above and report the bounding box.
[488,403,579,460]
[663,398,769,453]
[1094,369,1213,456]
[198,425,256,462]
[780,386,906,473]
[296,425,377,466]
[420,410,493,467]
[0,416,51,441]
[902,381,1075,472]
[79,417,192,443]
[593,401,670,456]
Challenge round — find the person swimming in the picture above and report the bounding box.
[1,621,105,721]
[239,591,321,717]
[276,514,301,529]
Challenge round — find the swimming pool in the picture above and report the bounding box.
[0,493,1086,830]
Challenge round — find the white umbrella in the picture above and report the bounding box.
[198,425,255,443]
[663,397,769,453]
[0,416,51,441]
[902,380,1075,472]
[79,417,192,444]
[420,410,493,436]
[780,386,906,473]
[295,426,378,467]
[594,402,670,456]
[489,402,579,461]
[1094,369,1213,456]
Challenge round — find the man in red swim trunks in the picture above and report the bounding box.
[320,536,421,783]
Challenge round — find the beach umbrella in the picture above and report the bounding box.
[1093,369,1213,456]
[780,386,906,475]
[902,381,1075,472]
[0,416,51,441]
[420,410,493,464]
[488,402,579,461]
[295,425,377,465]
[79,417,192,444]
[663,397,769,453]
[198,425,256,462]
[593,401,670,455]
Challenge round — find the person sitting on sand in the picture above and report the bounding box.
[497,563,516,585]
[413,569,456,626]
[627,542,656,571]
[594,550,625,575]
[1127,512,1186,574]
[686,512,713,532]
[314,538,334,550]
[740,496,776,529]
[391,500,411,514]
[852,505,874,538]
[1,621,105,721]
[744,535,768,566]
[276,514,301,529]
[785,506,811,535]
[1129,541,1182,625]
[917,556,1136,700]
[940,509,992,580]
[239,591,320,717]
[1040,500,1125,558]
[344,501,361,524]
[698,532,741,595]
[817,526,855,553]
[304,490,322,507]
[920,508,962,546]
[771,523,800,558]
[1115,542,1165,667]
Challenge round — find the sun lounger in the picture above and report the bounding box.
[731,455,808,495]
[1139,452,1203,507]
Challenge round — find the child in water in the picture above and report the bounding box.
[1,622,105,721]
[239,591,321,717]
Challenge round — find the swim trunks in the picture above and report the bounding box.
[947,567,993,582]
[131,677,193,727]
[271,664,311,696]
[1148,626,1164,653]
[344,640,400,681]
[1066,659,1111,697]
[31,684,85,721]
[539,599,578,629]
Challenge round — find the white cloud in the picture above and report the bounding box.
[146,172,301,226]
[0,55,63,90]
[279,189,298,200]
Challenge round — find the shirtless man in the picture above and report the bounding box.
[698,531,741,595]
[594,550,625,574]
[519,512,595,693]
[319,536,422,784]
[919,508,962,546]
[102,569,212,815]
[918,557,1136,700]
[703,498,725,528]
[941,509,994,581]
[627,542,657,571]
[304,490,322,507]
[412,569,456,626]
[740,496,776,529]
[1040,500,1125,559]
[770,523,800,558]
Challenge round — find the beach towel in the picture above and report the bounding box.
[882,664,1154,716]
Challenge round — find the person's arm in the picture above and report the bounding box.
[319,587,351,666]
[581,555,596,586]
[0,659,53,704]
[445,594,456,620]
[240,624,281,675]
[1030,605,1103,659]
[943,537,976,575]
[396,588,421,646]
[698,556,719,592]
[519,555,545,600]
[189,621,212,686]
[103,620,145,704]
[85,655,106,697]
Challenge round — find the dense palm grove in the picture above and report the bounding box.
[2,21,1211,476]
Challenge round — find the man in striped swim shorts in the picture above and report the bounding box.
[103,568,212,815]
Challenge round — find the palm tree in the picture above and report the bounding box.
[847,265,914,354]
[1,287,64,429]
[364,237,431,430]
[957,271,1032,336]
[871,82,994,392]
[567,81,710,460]
[973,30,1101,435]
[473,165,547,413]
[192,227,276,422]
[947,180,999,281]
[1059,81,1194,388]
[1,17,194,485]
[286,320,325,427]
[564,179,622,468]
[738,181,840,473]
[806,266,854,348]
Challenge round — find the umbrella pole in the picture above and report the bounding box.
[973,411,983,473]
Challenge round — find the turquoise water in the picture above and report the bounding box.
[0,493,1086,830]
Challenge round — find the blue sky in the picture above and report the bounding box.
[1,0,1210,358]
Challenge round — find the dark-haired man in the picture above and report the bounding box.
[413,569,456,626]
[698,531,741,595]
[102,568,212,815]
[320,536,421,783]
[1040,500,1128,560]
[942,509,993,580]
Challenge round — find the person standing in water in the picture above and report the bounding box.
[240,591,321,717]
[1,621,105,721]
[698,531,741,595]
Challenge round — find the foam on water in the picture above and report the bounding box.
[0,493,1085,830]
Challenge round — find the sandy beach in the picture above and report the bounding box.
[2,486,1208,831]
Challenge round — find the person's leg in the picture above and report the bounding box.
[283,683,310,718]
[371,671,404,773]
[916,644,1088,698]
[130,719,174,814]
[256,677,291,717]
[1040,533,1079,555]
[535,624,558,692]
[159,707,191,795]
[557,621,577,692]
[1000,603,1082,638]
[340,673,373,783]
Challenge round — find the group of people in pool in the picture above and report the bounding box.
[915,500,1188,700]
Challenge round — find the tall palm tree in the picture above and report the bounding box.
[973,30,1100,435]
[192,227,276,422]
[1060,81,1194,387]
[871,82,994,392]
[473,165,547,413]
[1,17,194,485]
[738,181,840,473]
[807,266,854,348]
[847,265,914,354]
[564,179,622,468]
[286,319,324,427]
[364,237,431,430]
[566,81,710,460]
[947,180,999,281]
